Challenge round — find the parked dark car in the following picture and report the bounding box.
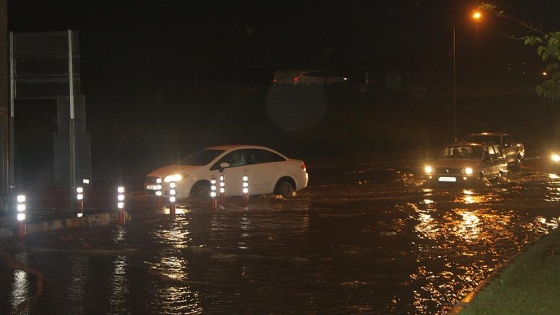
[464,132,525,168]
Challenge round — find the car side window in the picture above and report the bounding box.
[248,149,285,164]
[305,71,322,78]
[495,145,504,157]
[210,150,248,170]
[227,150,247,167]
[486,145,501,159]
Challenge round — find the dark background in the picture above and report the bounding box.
[6,0,560,185]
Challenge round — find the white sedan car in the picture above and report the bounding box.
[144,145,309,200]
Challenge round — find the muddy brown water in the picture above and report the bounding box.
[1,159,560,314]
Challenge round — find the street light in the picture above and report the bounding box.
[453,10,483,143]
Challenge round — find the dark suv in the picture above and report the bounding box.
[424,142,508,186]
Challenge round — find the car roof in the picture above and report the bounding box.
[445,142,496,148]
[203,144,281,152]
[467,132,509,136]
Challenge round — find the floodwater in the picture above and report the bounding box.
[2,159,560,314]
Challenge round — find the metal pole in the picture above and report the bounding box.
[453,26,457,143]
[0,0,8,204]
[68,30,77,209]
[9,32,15,197]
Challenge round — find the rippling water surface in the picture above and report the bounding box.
[2,160,560,314]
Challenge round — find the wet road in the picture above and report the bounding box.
[2,158,560,314]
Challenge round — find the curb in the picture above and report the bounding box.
[0,212,129,239]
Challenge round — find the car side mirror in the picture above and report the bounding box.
[219,162,230,172]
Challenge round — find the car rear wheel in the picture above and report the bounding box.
[275,178,295,198]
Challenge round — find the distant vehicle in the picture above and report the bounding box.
[144,145,309,200]
[547,149,560,171]
[464,132,525,168]
[549,150,560,168]
[424,142,508,186]
[272,70,348,86]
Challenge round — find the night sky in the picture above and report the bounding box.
[7,0,560,83]
[6,0,560,174]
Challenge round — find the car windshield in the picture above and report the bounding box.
[177,149,225,166]
[441,146,483,159]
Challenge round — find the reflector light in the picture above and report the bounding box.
[77,187,84,200]
[243,175,249,194]
[211,177,217,198]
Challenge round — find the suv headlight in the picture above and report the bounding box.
[164,174,183,182]
[424,165,434,174]
[464,167,473,175]
[552,153,560,162]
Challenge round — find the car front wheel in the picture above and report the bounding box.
[190,181,211,200]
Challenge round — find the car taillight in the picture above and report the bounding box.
[301,162,307,171]
[273,79,277,83]
[294,77,300,83]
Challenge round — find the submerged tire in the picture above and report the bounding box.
[190,181,211,200]
[275,179,295,198]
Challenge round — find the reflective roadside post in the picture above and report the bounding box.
[210,176,217,212]
[76,186,84,217]
[242,175,249,210]
[16,194,26,241]
[219,174,226,209]
[155,178,162,209]
[117,186,125,225]
[169,181,176,217]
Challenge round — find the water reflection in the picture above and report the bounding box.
[67,256,88,314]
[410,188,527,313]
[544,176,560,201]
[11,269,28,312]
[109,255,129,314]
[147,215,202,313]
[238,212,251,250]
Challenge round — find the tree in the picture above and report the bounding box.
[479,3,560,101]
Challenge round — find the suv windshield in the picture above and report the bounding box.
[441,146,483,159]
[177,149,225,166]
